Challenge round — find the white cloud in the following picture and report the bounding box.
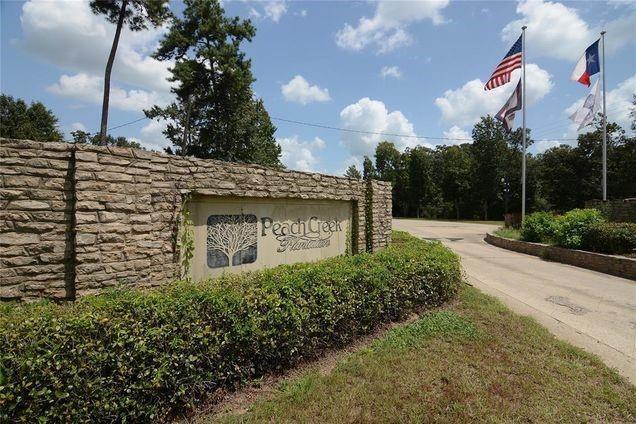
[136,119,171,152]
[604,75,635,130]
[278,135,325,172]
[19,0,172,93]
[249,8,261,20]
[608,0,636,8]
[502,0,636,61]
[264,1,288,22]
[534,139,562,153]
[380,65,402,79]
[603,12,636,55]
[298,10,308,17]
[281,75,331,105]
[442,126,472,144]
[336,0,449,53]
[70,122,87,132]
[339,97,427,157]
[565,74,636,133]
[47,73,171,112]
[338,156,362,176]
[434,64,553,128]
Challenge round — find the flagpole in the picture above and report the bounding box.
[601,31,607,201]
[521,26,527,222]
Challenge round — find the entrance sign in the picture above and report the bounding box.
[189,196,351,280]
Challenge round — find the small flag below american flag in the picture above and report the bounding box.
[484,35,523,91]
[495,80,522,132]
[569,80,600,130]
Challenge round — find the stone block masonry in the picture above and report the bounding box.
[1,138,392,301]
[585,199,636,223]
[485,233,636,280]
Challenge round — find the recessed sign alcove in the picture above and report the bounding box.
[188,196,352,280]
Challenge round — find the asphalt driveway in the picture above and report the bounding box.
[393,218,636,383]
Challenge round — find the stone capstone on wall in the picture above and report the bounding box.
[0,138,392,301]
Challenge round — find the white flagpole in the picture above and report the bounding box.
[521,26,527,222]
[601,31,607,201]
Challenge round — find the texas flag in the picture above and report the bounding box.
[570,40,600,86]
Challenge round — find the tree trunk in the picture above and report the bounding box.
[182,96,192,156]
[483,202,488,221]
[99,0,128,145]
[454,199,460,220]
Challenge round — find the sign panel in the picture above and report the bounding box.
[188,196,352,280]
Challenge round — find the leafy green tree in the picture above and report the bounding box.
[90,0,170,144]
[0,95,64,142]
[362,156,376,179]
[407,146,441,218]
[393,151,412,217]
[145,0,281,166]
[470,116,509,219]
[611,135,636,199]
[577,119,631,201]
[71,130,142,149]
[374,141,401,182]
[500,127,539,214]
[369,115,634,220]
[536,118,634,210]
[374,141,409,216]
[537,145,583,212]
[344,165,362,180]
[435,144,473,219]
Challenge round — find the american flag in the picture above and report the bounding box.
[484,35,523,91]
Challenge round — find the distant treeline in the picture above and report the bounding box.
[350,113,635,220]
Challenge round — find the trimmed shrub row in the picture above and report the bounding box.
[581,222,636,254]
[520,208,635,254]
[0,231,461,422]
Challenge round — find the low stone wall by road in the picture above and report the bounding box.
[1,138,392,301]
[485,233,636,281]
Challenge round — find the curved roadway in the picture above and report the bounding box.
[394,218,636,384]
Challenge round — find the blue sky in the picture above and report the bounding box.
[1,0,635,175]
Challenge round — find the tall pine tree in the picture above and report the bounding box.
[145,0,281,167]
[90,0,170,144]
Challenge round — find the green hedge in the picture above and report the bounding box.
[521,209,607,250]
[520,211,558,243]
[0,231,461,422]
[553,208,605,249]
[581,222,636,254]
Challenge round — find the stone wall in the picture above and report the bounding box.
[370,180,392,250]
[485,233,636,280]
[1,138,392,301]
[585,199,636,223]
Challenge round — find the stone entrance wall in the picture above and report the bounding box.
[585,199,636,223]
[0,138,392,301]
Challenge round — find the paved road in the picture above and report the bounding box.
[394,219,636,384]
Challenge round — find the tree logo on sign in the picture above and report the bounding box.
[207,214,257,268]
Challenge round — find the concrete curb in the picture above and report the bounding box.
[485,233,636,281]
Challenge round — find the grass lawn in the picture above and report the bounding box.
[201,286,635,423]
[493,226,522,240]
